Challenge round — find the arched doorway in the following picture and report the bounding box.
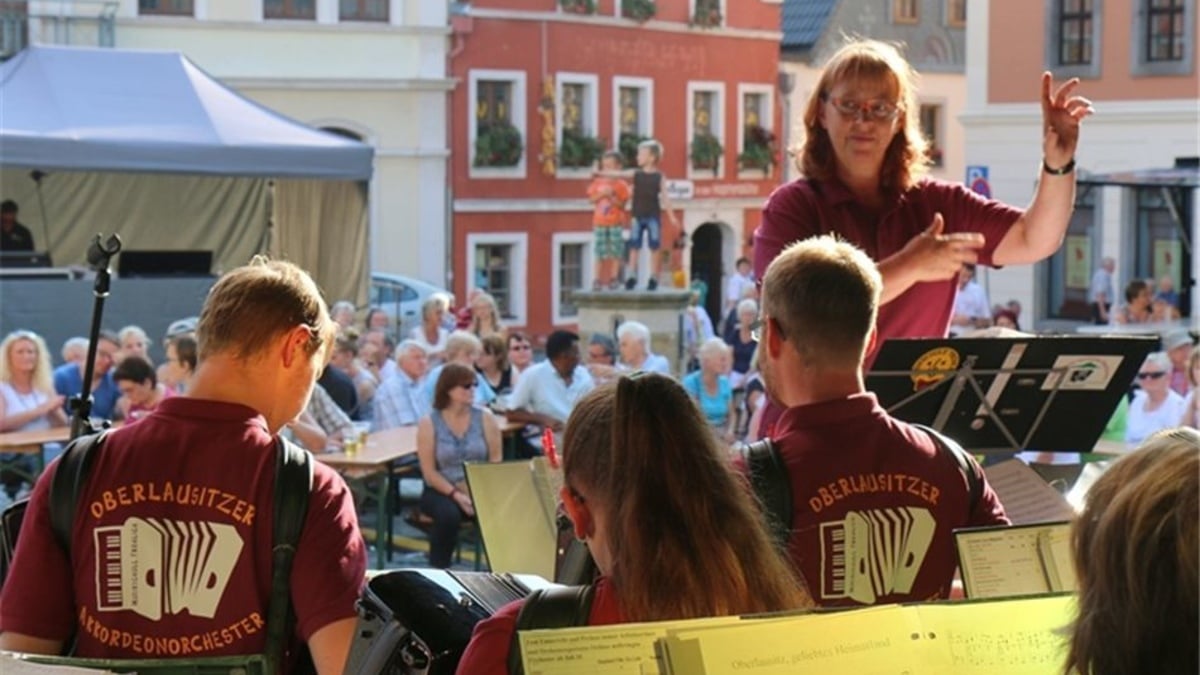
[690,222,724,326]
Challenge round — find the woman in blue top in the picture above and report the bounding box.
[416,363,502,568]
[682,338,736,443]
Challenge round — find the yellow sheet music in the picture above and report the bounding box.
[657,596,1075,675]
[464,461,558,579]
[913,595,1075,674]
[661,607,926,674]
[517,616,743,675]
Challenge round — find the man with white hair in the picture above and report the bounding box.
[617,320,670,374]
[374,340,430,430]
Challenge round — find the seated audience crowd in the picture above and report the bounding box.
[0,230,1196,675]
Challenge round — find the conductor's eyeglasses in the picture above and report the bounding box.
[823,95,901,122]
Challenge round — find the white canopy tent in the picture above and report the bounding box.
[0,44,374,305]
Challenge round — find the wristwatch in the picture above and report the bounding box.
[1043,158,1076,175]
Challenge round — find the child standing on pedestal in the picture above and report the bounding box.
[586,151,631,290]
[598,139,680,291]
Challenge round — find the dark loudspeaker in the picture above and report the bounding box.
[118,250,213,278]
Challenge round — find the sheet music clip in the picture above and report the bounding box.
[866,335,1158,454]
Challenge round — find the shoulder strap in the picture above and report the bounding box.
[49,431,109,552]
[913,424,982,514]
[264,437,313,675]
[743,438,793,548]
[506,585,595,675]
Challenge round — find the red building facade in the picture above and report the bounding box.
[450,0,783,340]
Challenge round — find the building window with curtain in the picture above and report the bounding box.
[477,80,513,128]
[1058,0,1094,66]
[340,0,388,21]
[1133,0,1194,75]
[1044,0,1102,78]
[139,0,194,15]
[689,86,724,175]
[558,243,585,318]
[475,244,514,319]
[264,0,316,20]
[616,83,651,167]
[1146,0,1186,61]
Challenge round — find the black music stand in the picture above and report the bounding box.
[866,336,1157,454]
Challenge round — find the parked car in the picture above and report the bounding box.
[369,272,451,339]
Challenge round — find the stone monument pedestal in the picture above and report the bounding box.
[572,290,690,375]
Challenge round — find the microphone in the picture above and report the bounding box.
[87,234,123,271]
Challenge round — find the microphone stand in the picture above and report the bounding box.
[69,234,123,441]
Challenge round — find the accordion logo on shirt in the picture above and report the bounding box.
[93,517,245,621]
[819,507,935,604]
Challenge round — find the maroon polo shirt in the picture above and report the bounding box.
[755,177,1022,351]
[772,393,1008,607]
[0,397,366,662]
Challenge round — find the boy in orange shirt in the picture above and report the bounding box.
[587,151,631,290]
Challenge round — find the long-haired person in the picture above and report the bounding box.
[476,334,516,399]
[456,373,811,673]
[469,292,505,340]
[0,331,66,499]
[1064,428,1198,675]
[416,363,502,569]
[756,38,1092,356]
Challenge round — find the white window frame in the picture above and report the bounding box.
[555,72,600,179]
[736,83,774,178]
[551,232,595,325]
[689,0,727,27]
[611,76,654,155]
[686,81,726,180]
[468,69,528,180]
[466,232,529,327]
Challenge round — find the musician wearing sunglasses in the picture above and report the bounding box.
[755,39,1094,361]
[416,363,502,569]
[1125,352,1188,446]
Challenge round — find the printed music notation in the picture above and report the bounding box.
[947,629,1066,668]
